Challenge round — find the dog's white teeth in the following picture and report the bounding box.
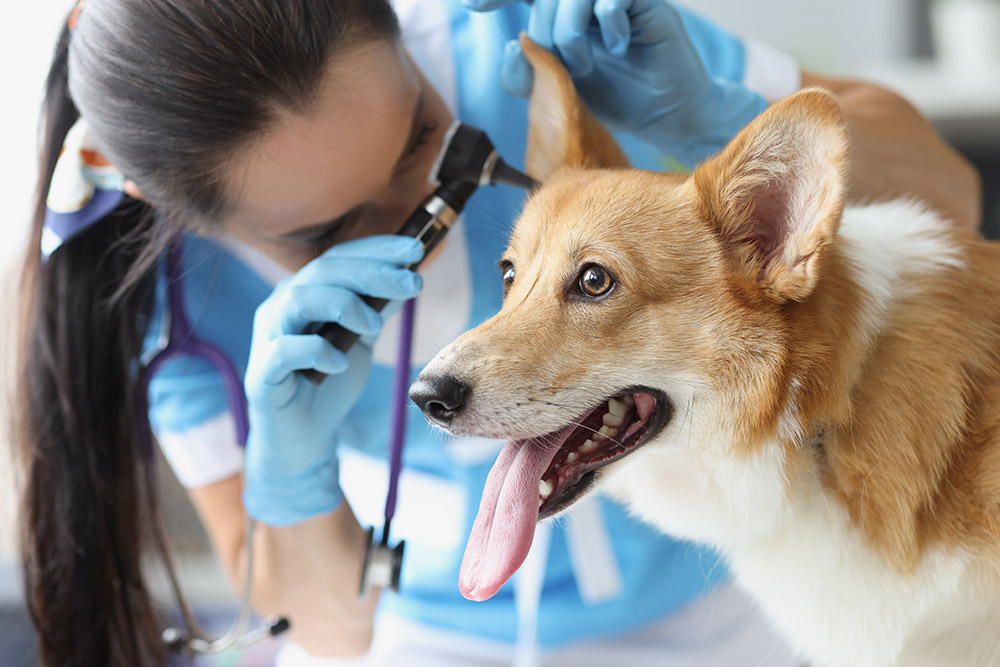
[566,451,579,463]
[539,478,554,497]
[622,394,635,408]
[603,412,625,429]
[598,425,617,440]
[608,397,628,417]
[580,439,598,453]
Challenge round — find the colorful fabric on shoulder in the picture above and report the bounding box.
[41,118,125,260]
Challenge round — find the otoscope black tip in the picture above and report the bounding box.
[491,159,539,191]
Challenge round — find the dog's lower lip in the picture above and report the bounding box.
[537,387,671,520]
[539,471,596,520]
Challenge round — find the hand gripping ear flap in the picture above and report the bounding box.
[693,88,850,303]
[520,35,629,181]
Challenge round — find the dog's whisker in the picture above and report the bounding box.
[683,396,695,450]
[859,462,880,535]
[558,419,629,451]
[524,432,561,454]
[466,201,517,233]
[847,402,857,457]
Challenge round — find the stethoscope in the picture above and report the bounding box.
[142,241,290,656]
[144,121,536,657]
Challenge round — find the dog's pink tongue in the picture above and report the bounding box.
[460,430,568,601]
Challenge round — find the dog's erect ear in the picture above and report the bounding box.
[519,35,628,180]
[694,88,849,303]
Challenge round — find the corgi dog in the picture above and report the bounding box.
[409,37,1000,667]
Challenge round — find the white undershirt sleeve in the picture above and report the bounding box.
[156,411,244,488]
[742,37,802,103]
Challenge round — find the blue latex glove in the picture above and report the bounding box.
[464,0,767,166]
[242,235,424,526]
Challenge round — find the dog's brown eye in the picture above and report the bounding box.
[501,261,515,292]
[578,264,613,297]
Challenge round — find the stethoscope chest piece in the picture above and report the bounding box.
[360,525,405,597]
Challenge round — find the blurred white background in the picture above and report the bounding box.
[0,0,65,595]
[0,4,69,661]
[696,0,1000,151]
[1,0,998,663]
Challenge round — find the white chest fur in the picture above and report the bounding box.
[606,433,998,667]
[728,487,971,667]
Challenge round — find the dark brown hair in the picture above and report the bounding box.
[17,1,398,665]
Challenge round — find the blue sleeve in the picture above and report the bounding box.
[147,357,231,433]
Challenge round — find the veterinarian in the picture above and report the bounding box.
[17,0,979,666]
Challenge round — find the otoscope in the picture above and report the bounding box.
[301,121,537,385]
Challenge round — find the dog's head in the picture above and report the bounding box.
[411,37,849,600]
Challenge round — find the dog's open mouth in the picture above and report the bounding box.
[537,388,671,519]
[460,387,671,601]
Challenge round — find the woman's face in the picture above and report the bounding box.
[221,39,453,271]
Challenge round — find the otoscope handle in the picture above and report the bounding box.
[302,182,475,385]
[304,294,392,369]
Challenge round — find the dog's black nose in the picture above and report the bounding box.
[409,375,469,427]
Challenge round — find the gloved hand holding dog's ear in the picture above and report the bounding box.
[464,0,767,167]
[242,236,424,526]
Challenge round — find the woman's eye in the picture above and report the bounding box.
[578,264,614,297]
[308,223,343,245]
[406,122,438,158]
[297,208,365,250]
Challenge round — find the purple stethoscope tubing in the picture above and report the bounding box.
[145,240,284,655]
[142,240,248,448]
[385,297,416,530]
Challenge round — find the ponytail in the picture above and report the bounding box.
[16,1,402,663]
[17,21,169,667]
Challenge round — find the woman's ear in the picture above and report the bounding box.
[520,35,629,181]
[123,179,146,201]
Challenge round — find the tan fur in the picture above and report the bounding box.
[822,255,1000,570]
[417,36,1000,665]
[522,36,628,177]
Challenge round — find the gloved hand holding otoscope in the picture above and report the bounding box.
[301,121,537,383]
[224,121,537,654]
[291,122,536,595]
[170,124,535,655]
